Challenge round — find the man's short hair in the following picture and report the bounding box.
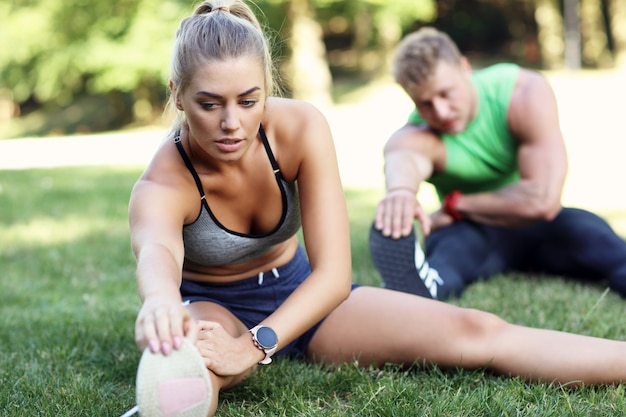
[393,27,462,88]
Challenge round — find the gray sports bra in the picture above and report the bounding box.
[175,126,301,266]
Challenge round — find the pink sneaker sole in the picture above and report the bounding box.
[136,338,212,417]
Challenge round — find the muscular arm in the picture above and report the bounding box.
[455,69,568,227]
[383,127,434,193]
[374,124,437,238]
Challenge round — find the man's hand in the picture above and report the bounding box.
[430,209,455,232]
[374,188,431,239]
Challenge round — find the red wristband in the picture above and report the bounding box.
[443,190,463,221]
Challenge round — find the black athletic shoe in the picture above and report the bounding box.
[369,223,443,299]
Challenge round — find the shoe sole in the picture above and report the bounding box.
[136,338,212,417]
[369,223,434,298]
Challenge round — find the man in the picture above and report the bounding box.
[369,27,626,300]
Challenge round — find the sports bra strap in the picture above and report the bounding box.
[174,129,206,200]
[174,125,281,199]
[258,125,282,179]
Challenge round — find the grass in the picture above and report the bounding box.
[2,167,626,416]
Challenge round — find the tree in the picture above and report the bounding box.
[282,0,334,107]
[316,0,435,77]
[0,0,187,131]
[580,0,613,68]
[609,0,626,68]
[534,0,565,69]
[6,0,622,136]
[358,0,436,77]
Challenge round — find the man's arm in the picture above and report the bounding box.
[374,124,437,238]
[454,69,568,227]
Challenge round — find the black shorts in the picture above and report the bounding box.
[181,245,359,359]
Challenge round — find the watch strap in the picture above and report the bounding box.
[249,325,278,365]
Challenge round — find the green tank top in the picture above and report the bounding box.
[408,63,520,201]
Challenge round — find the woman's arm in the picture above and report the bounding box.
[259,99,353,348]
[129,174,199,355]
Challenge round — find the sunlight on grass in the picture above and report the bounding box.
[1,216,126,248]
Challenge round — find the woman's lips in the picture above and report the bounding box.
[215,138,243,152]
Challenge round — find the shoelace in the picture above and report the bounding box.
[119,405,138,417]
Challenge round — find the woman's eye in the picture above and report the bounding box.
[200,102,218,110]
[241,100,257,107]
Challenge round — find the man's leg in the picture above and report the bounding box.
[369,221,512,300]
[369,224,442,298]
[528,207,626,296]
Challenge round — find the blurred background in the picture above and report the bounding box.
[1,0,624,139]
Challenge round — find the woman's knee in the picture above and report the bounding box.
[219,367,254,390]
[454,308,509,347]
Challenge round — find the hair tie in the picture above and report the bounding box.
[213,6,230,13]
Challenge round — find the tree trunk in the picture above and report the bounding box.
[610,0,626,68]
[580,0,613,67]
[374,14,402,78]
[352,5,372,72]
[534,0,565,69]
[283,0,333,108]
[563,0,581,69]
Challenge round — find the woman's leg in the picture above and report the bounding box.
[307,286,626,385]
[185,301,256,416]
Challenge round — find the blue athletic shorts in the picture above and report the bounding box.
[180,245,359,359]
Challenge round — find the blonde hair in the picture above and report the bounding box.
[167,0,277,128]
[392,27,462,89]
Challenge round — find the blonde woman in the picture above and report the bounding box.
[128,3,626,416]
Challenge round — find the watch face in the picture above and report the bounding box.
[256,326,278,349]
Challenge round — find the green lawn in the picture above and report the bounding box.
[2,167,626,416]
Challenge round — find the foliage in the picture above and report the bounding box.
[1,0,623,136]
[313,0,435,30]
[0,0,434,108]
[0,0,186,106]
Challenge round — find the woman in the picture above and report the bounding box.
[129,1,626,416]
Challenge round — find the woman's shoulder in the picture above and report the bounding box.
[265,96,326,119]
[136,131,192,188]
[261,97,332,180]
[261,97,327,143]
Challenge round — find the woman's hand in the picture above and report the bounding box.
[195,321,263,376]
[135,296,199,355]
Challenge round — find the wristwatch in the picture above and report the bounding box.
[249,325,278,364]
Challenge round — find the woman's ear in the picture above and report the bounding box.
[169,81,183,110]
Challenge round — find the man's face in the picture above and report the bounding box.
[404,59,476,135]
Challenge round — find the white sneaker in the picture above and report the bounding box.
[136,338,212,417]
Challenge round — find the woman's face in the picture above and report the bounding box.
[174,56,267,162]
